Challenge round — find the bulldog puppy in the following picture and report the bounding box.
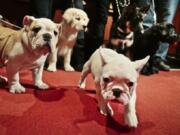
[47,8,89,72]
[0,16,60,93]
[79,47,149,127]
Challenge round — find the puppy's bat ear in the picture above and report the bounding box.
[99,47,119,64]
[23,15,35,26]
[133,55,150,72]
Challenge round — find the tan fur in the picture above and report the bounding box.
[0,16,59,93]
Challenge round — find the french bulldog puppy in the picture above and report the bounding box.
[0,16,60,93]
[79,47,149,127]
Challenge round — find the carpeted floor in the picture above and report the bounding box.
[0,68,180,135]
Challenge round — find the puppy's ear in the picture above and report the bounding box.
[140,5,150,13]
[23,15,35,26]
[99,47,119,64]
[62,8,74,24]
[133,55,150,72]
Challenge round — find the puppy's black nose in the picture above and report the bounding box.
[83,25,87,29]
[112,88,122,98]
[43,33,52,42]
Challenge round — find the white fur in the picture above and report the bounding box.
[79,47,149,127]
[0,16,60,93]
[47,8,89,72]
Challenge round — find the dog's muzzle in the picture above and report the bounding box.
[112,88,122,98]
[43,33,52,42]
[83,25,88,31]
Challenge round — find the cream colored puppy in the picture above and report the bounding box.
[79,47,149,127]
[47,8,89,72]
[0,16,60,93]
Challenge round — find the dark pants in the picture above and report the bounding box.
[29,0,53,18]
[85,0,110,59]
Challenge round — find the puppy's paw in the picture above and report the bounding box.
[100,103,114,116]
[47,64,57,72]
[9,83,26,94]
[124,112,138,128]
[35,81,49,89]
[64,65,75,72]
[78,81,86,89]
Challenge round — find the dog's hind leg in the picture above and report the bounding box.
[6,62,26,93]
[47,48,58,72]
[78,60,90,88]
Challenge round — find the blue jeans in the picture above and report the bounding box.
[135,0,179,60]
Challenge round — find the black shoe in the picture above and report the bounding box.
[158,61,170,71]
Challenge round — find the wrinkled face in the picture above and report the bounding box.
[24,17,59,54]
[63,8,89,31]
[100,63,138,105]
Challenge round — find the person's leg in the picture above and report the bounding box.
[71,0,86,71]
[29,0,52,18]
[154,0,179,70]
[95,0,110,46]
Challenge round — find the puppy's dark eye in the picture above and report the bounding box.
[76,17,80,21]
[54,31,58,36]
[32,27,41,33]
[103,77,111,83]
[127,81,134,87]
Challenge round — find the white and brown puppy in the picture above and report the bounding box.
[47,8,89,72]
[79,47,149,127]
[0,16,60,93]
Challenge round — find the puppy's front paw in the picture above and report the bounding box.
[124,112,138,128]
[64,65,75,72]
[35,81,49,89]
[9,83,26,94]
[47,63,57,72]
[100,103,114,116]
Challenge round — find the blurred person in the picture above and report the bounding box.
[134,0,179,71]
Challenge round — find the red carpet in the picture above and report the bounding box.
[0,68,180,135]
